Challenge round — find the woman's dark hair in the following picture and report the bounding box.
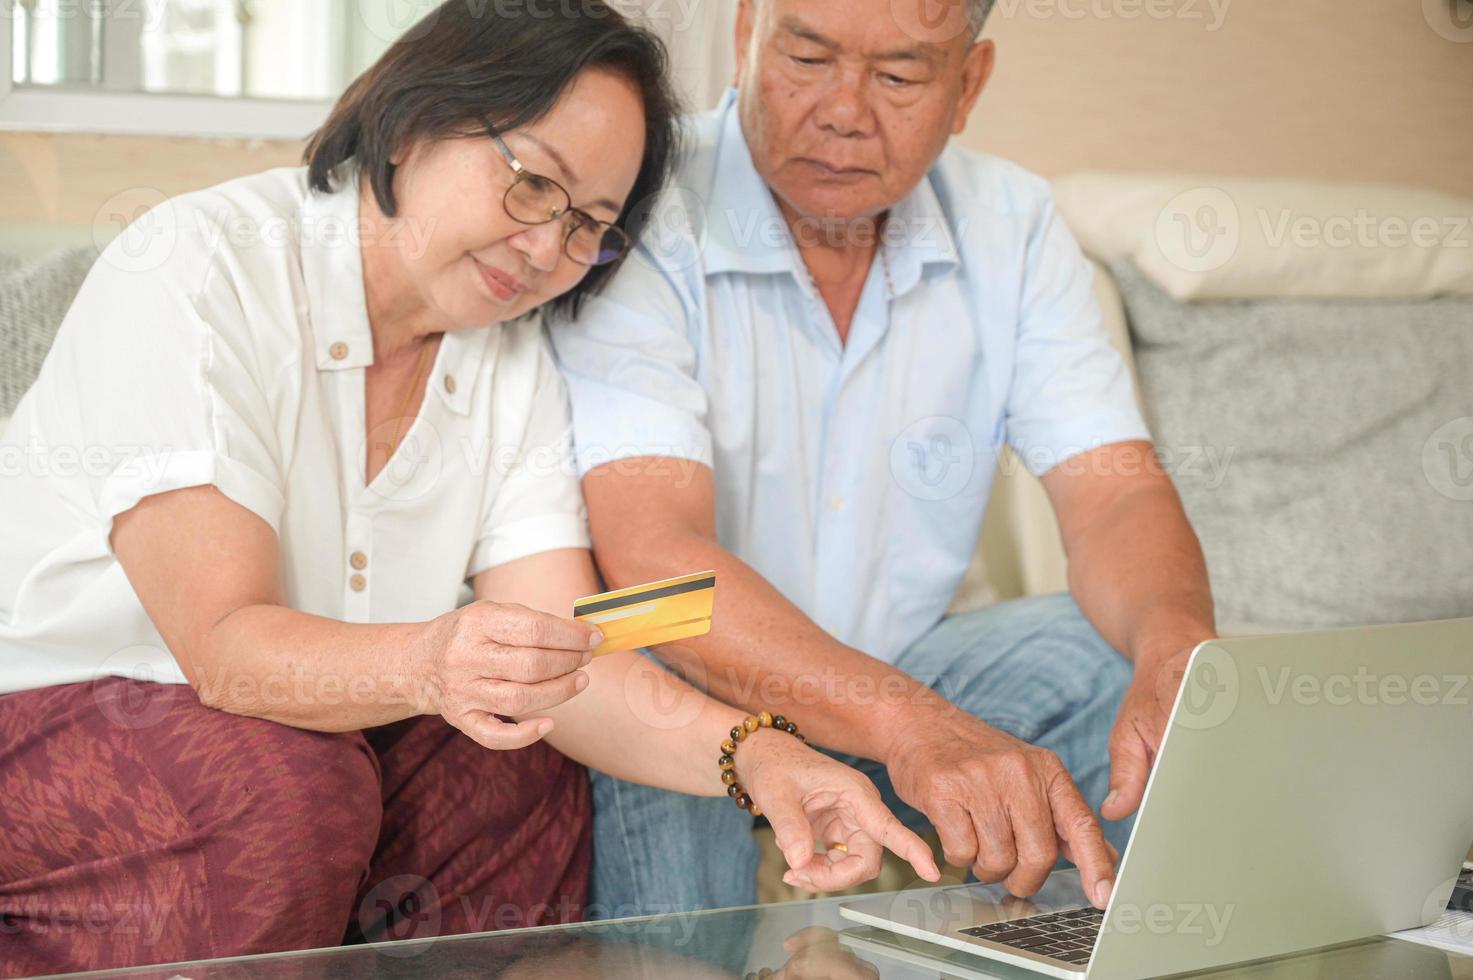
[304,1,681,319]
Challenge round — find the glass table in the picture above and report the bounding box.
[43,872,1473,980]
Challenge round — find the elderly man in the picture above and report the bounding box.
[551,0,1216,915]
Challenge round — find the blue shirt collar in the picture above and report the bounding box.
[701,90,960,296]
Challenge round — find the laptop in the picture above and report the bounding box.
[1449,863,1473,913]
[836,923,1457,980]
[841,617,1473,979]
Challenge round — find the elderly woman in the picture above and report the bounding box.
[0,4,940,976]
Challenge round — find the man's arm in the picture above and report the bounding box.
[583,462,929,760]
[1041,440,1218,821]
[582,460,1119,908]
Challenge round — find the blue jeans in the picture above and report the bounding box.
[587,592,1135,919]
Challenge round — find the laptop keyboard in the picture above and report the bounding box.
[953,871,1471,967]
[959,906,1103,966]
[1450,868,1473,912]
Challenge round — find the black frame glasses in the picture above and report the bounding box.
[482,120,632,268]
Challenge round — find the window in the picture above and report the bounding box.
[0,0,733,138]
[12,0,343,100]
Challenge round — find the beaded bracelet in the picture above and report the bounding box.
[719,711,803,817]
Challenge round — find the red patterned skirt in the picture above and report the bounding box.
[0,677,591,976]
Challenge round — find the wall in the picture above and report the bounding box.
[961,0,1473,198]
[0,0,740,258]
[0,132,300,257]
[3,0,1471,257]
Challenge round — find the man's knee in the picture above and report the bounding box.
[589,773,758,916]
[1010,593,1124,654]
[905,594,1132,745]
[993,593,1131,693]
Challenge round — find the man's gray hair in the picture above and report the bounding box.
[965,0,996,38]
[757,1,996,42]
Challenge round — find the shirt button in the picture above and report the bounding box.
[444,374,457,395]
[349,552,368,571]
[349,573,367,593]
[828,495,846,512]
[329,342,349,361]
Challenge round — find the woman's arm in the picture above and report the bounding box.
[474,549,943,891]
[110,485,599,749]
[474,547,747,793]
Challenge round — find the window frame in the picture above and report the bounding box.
[0,0,343,140]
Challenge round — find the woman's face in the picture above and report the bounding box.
[380,67,648,330]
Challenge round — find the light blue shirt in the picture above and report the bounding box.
[550,92,1150,664]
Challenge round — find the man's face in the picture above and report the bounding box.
[734,0,994,224]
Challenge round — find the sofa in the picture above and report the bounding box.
[4,174,1472,902]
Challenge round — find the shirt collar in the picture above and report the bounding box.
[882,168,961,298]
[703,94,797,278]
[298,162,492,417]
[701,90,960,297]
[435,324,497,417]
[300,163,376,373]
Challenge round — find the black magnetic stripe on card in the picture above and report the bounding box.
[574,576,716,617]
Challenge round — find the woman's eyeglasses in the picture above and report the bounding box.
[482,121,632,268]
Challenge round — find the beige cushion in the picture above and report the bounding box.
[1053,174,1473,302]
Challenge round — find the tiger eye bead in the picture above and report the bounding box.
[719,710,807,815]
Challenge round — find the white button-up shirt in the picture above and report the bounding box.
[0,165,589,696]
[551,92,1150,664]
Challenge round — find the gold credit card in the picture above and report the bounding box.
[574,571,716,658]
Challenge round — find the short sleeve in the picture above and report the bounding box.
[547,237,713,478]
[48,220,287,540]
[1004,193,1153,477]
[466,338,591,577]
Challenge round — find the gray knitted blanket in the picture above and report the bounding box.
[0,247,99,418]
